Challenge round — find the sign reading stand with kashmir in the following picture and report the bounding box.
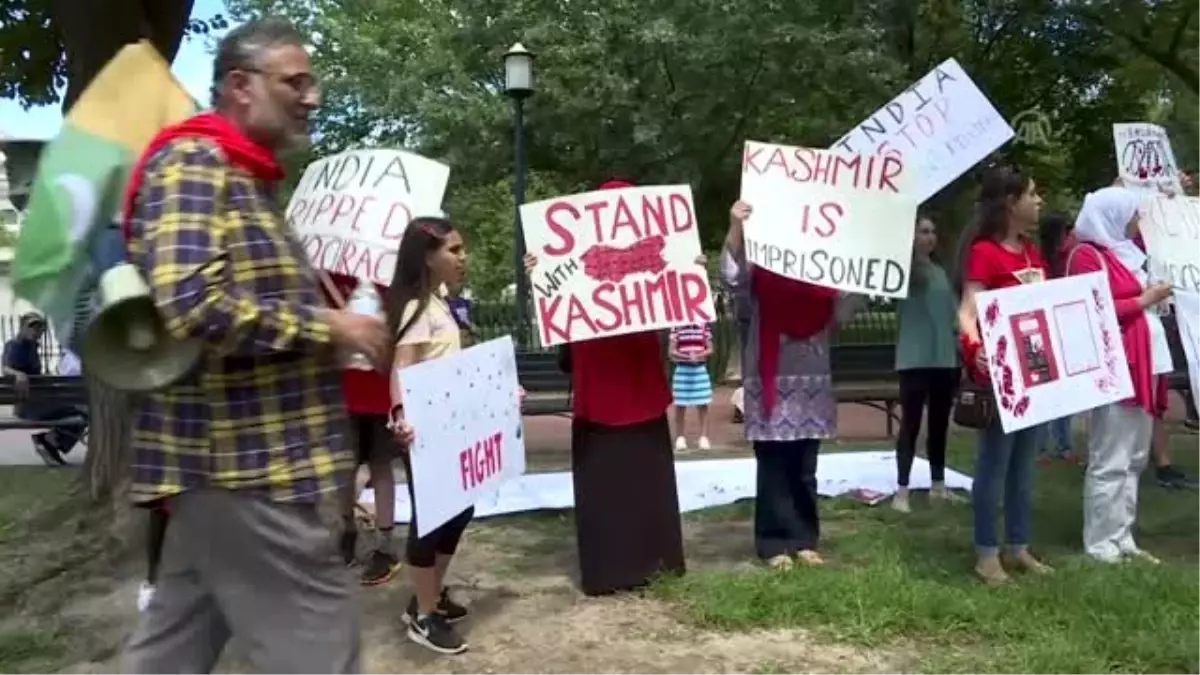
[520,184,715,347]
[286,148,450,286]
[400,336,527,537]
[740,141,921,298]
[974,272,1133,433]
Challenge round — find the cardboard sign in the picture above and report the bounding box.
[1113,123,1183,195]
[1174,290,1200,415]
[975,272,1134,433]
[520,184,715,347]
[1139,195,1200,292]
[832,58,1014,202]
[740,141,920,297]
[286,149,450,286]
[400,336,526,537]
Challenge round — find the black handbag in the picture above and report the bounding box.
[953,376,997,429]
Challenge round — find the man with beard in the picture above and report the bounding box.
[119,18,385,673]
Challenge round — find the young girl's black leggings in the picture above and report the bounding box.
[399,451,473,567]
[895,367,959,486]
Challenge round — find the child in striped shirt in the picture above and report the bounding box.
[669,323,714,451]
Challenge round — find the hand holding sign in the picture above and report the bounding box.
[739,141,920,297]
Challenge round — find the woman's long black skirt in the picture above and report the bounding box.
[570,414,686,595]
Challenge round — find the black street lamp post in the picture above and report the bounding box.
[504,43,535,346]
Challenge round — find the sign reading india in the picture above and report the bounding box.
[520,184,715,347]
[1139,195,1200,293]
[832,57,1014,202]
[740,141,920,297]
[286,149,450,286]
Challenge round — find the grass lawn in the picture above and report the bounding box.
[655,432,1200,673]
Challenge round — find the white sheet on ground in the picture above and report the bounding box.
[361,449,974,525]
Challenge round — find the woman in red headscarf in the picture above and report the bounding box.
[523,179,687,596]
[720,200,865,569]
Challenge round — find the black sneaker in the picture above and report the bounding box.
[406,612,468,655]
[32,433,66,467]
[404,589,469,624]
[340,527,358,566]
[438,587,468,623]
[1156,466,1199,490]
[360,550,401,586]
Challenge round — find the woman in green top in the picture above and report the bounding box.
[892,216,965,512]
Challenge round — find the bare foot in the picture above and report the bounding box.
[975,555,1010,585]
[1009,548,1054,574]
[891,489,911,513]
[765,554,794,571]
[795,550,825,566]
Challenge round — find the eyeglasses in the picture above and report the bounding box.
[230,67,320,95]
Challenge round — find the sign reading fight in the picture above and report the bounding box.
[740,141,920,297]
[832,58,1014,202]
[1113,123,1183,195]
[400,336,526,537]
[1139,195,1200,292]
[520,184,715,347]
[975,272,1133,433]
[286,149,450,286]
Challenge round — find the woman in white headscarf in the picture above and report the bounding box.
[1065,186,1174,564]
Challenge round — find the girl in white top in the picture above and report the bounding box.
[384,216,473,655]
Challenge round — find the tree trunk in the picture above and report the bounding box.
[51,0,193,502]
[51,0,195,113]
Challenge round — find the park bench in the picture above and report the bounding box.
[830,344,901,436]
[0,375,89,432]
[516,351,572,416]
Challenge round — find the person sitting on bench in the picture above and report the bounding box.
[2,312,87,466]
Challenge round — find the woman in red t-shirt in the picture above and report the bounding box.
[953,165,1054,585]
[326,274,403,587]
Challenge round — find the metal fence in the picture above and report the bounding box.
[0,299,898,380]
[0,314,69,373]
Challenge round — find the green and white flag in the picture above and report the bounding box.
[12,41,197,345]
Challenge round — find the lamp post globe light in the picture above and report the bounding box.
[505,43,535,346]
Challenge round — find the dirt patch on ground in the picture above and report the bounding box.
[42,512,902,674]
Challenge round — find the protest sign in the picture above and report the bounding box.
[400,336,526,537]
[1173,290,1200,415]
[1138,195,1199,293]
[831,58,1014,202]
[286,149,450,286]
[1113,123,1183,195]
[520,184,714,347]
[740,140,920,297]
[974,272,1133,433]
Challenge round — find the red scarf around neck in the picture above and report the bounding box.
[120,111,285,239]
[751,267,837,415]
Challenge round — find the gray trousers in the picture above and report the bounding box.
[121,488,360,673]
[1084,402,1153,560]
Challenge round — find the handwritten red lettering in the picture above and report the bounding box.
[459,431,504,490]
[539,191,696,258]
[537,270,712,345]
[742,144,905,193]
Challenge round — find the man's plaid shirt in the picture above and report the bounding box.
[126,138,352,504]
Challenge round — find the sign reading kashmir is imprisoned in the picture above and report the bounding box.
[520,184,715,347]
[831,57,1014,202]
[286,149,450,286]
[740,141,920,298]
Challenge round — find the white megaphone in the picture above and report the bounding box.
[80,262,204,392]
